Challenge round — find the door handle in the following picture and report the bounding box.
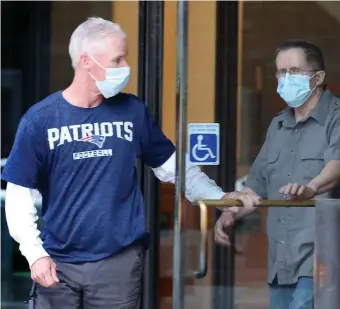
[194,201,208,279]
[193,199,315,279]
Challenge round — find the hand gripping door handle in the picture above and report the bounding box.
[193,199,316,279]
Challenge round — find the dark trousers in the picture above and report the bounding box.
[28,245,144,309]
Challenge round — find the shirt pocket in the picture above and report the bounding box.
[266,149,280,182]
[300,148,325,180]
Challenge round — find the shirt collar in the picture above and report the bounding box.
[277,89,334,128]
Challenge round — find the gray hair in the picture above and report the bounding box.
[69,17,126,69]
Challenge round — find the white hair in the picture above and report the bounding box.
[69,17,126,69]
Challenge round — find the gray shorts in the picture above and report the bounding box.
[28,244,144,309]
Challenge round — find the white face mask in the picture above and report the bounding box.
[89,56,130,99]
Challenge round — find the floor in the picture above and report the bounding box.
[159,284,269,309]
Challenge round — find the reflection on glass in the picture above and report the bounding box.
[315,199,340,309]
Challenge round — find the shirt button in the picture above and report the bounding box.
[294,129,298,133]
[287,173,291,176]
[280,240,285,244]
[284,195,288,199]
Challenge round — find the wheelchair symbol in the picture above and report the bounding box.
[191,135,216,162]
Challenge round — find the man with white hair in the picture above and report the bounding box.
[2,17,260,309]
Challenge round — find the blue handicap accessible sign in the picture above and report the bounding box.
[188,123,220,165]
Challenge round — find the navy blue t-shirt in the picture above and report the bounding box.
[2,91,175,263]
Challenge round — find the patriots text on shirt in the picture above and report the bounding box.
[47,121,133,160]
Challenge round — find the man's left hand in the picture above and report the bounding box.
[279,183,317,200]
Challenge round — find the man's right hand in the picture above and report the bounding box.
[215,190,261,246]
[31,256,59,287]
[214,211,235,246]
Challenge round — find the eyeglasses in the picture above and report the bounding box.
[275,68,319,79]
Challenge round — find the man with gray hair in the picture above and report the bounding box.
[2,17,260,309]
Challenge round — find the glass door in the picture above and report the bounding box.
[168,1,340,309]
[169,1,239,309]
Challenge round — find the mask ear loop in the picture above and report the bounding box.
[302,71,323,105]
[88,55,106,82]
[309,71,322,93]
[88,72,98,82]
[90,55,106,70]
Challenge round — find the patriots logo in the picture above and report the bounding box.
[79,135,106,149]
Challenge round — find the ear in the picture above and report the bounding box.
[79,53,91,69]
[315,71,325,86]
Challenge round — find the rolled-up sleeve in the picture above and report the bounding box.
[324,109,340,163]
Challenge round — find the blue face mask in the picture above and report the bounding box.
[277,73,316,108]
[89,57,130,99]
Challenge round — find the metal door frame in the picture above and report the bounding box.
[137,2,164,309]
[211,2,239,309]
